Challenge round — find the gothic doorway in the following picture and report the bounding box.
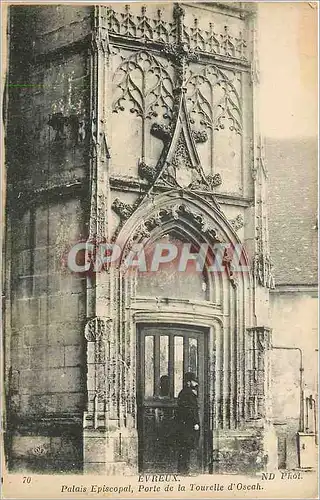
[137,324,209,474]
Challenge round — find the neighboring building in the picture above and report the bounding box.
[267,137,318,470]
[3,3,317,475]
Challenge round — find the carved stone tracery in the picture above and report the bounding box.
[139,89,223,195]
[247,327,272,420]
[112,50,174,121]
[120,202,225,260]
[186,66,242,135]
[110,4,245,208]
[111,82,224,227]
[106,4,248,61]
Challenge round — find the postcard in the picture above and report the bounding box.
[1,1,318,498]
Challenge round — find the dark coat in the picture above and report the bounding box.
[175,387,200,448]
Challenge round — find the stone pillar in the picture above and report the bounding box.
[247,326,277,470]
[83,6,122,474]
[83,316,112,473]
[83,291,138,474]
[83,315,137,475]
[247,326,271,420]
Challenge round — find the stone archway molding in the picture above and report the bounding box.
[115,190,251,289]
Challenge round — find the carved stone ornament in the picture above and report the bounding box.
[138,159,158,183]
[189,173,222,191]
[222,246,238,289]
[111,198,134,221]
[147,91,223,193]
[109,4,245,241]
[192,129,208,143]
[252,135,268,180]
[186,65,242,135]
[106,4,248,61]
[256,328,272,351]
[150,122,172,142]
[120,201,240,289]
[91,6,111,55]
[136,203,224,244]
[31,444,49,457]
[254,253,275,289]
[84,317,112,342]
[112,50,174,121]
[121,222,151,262]
[230,214,244,232]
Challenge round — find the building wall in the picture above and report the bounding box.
[270,289,318,469]
[5,5,92,471]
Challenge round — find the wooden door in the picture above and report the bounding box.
[137,324,208,473]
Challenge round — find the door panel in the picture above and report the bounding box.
[137,325,207,473]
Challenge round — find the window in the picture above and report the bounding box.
[143,331,199,399]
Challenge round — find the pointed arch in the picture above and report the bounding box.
[115,190,252,297]
[116,191,248,259]
[113,190,254,430]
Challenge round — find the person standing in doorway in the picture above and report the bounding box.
[176,372,200,474]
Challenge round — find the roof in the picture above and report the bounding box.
[266,137,318,286]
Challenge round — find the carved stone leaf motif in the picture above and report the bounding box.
[164,132,195,189]
[120,202,240,291]
[186,66,242,134]
[121,222,151,262]
[230,214,244,232]
[171,133,193,171]
[189,173,222,191]
[112,50,174,121]
[192,129,208,143]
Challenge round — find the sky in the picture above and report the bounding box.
[258,2,318,139]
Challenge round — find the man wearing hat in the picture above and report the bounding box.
[175,372,200,474]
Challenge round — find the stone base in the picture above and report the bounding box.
[83,425,138,475]
[7,421,277,476]
[8,432,83,473]
[210,426,277,475]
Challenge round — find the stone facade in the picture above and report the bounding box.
[4,3,303,475]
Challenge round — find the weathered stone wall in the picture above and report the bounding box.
[9,200,86,417]
[5,5,92,472]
